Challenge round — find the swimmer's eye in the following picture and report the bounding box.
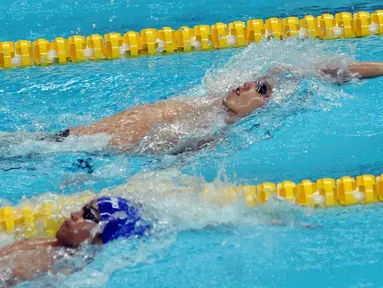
[82,206,100,224]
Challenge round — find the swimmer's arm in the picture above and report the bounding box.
[320,62,383,82]
[267,64,296,76]
[0,238,58,257]
[270,62,383,82]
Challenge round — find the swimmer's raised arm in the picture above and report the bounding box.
[269,62,383,83]
[320,62,383,82]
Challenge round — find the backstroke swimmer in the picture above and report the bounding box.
[0,195,315,286]
[43,61,383,154]
[1,61,383,156]
[0,196,149,286]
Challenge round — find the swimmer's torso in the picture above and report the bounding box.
[69,99,197,148]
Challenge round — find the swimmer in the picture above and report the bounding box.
[47,61,383,153]
[3,61,383,155]
[0,196,149,286]
[0,195,315,286]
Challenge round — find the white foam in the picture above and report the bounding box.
[96,169,302,231]
[333,26,344,36]
[353,189,365,201]
[226,34,237,46]
[11,55,22,66]
[203,38,354,101]
[313,191,326,205]
[0,233,14,248]
[0,168,307,287]
[298,28,308,38]
[157,39,165,49]
[368,23,379,34]
[47,49,58,61]
[119,44,130,56]
[83,47,94,58]
[0,132,110,158]
[265,30,273,37]
[191,37,201,49]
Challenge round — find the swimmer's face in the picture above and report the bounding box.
[56,199,100,248]
[222,82,270,116]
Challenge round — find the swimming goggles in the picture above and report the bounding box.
[254,80,271,100]
[82,205,100,224]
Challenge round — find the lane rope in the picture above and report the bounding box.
[1,174,383,238]
[0,10,382,69]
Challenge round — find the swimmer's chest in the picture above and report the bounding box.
[113,100,194,128]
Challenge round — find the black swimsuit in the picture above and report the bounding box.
[40,128,70,142]
[56,128,70,138]
[53,128,70,142]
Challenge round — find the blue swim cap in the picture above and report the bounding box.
[97,196,149,244]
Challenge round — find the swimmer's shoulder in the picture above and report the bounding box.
[155,98,196,114]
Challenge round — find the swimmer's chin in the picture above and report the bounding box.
[221,98,243,124]
[224,108,246,124]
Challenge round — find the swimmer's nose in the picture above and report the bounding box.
[70,210,82,222]
[231,85,247,95]
[243,82,255,90]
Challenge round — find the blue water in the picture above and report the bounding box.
[2,0,383,287]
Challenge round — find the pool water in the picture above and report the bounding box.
[1,0,383,287]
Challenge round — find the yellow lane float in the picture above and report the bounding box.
[1,10,382,69]
[2,174,383,238]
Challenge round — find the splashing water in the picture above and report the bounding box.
[190,39,358,153]
[0,132,111,159]
[0,38,364,286]
[0,168,308,287]
[0,39,358,161]
[130,39,358,157]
